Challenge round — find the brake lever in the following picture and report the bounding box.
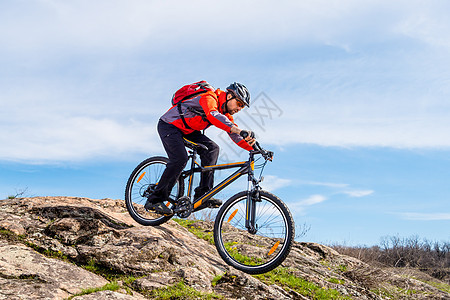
[252,141,274,161]
[267,151,274,161]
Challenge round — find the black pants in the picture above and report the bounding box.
[151,119,219,202]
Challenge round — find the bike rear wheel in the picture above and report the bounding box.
[214,190,294,274]
[125,156,184,226]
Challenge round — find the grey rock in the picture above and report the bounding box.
[1,196,449,300]
[0,240,108,299]
[212,267,292,300]
[132,272,178,291]
[72,290,144,299]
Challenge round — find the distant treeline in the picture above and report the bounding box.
[331,235,450,282]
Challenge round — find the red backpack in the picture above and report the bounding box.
[171,81,215,106]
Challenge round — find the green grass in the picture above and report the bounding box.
[0,228,70,261]
[421,280,450,294]
[211,274,225,287]
[148,282,223,300]
[172,218,196,227]
[66,281,121,300]
[173,218,351,300]
[337,264,348,272]
[328,277,345,284]
[254,267,351,300]
[76,259,140,296]
[173,218,215,245]
[370,286,396,299]
[173,220,265,266]
[82,259,116,277]
[224,242,262,265]
[0,228,25,242]
[79,258,136,283]
[24,241,69,261]
[371,286,425,299]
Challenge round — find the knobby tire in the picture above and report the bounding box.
[125,156,184,226]
[213,190,294,274]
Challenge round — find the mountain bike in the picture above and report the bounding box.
[125,138,295,274]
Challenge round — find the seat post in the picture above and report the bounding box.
[188,148,197,160]
[185,148,197,199]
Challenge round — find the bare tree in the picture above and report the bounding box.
[7,187,29,199]
[331,235,450,283]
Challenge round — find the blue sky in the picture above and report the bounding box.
[1,1,449,246]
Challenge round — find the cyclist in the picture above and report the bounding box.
[145,82,256,215]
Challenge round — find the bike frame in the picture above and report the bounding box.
[179,147,262,233]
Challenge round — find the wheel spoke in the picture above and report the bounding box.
[125,157,184,226]
[214,191,294,274]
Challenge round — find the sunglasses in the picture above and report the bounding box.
[235,99,245,108]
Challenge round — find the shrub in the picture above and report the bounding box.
[331,235,450,282]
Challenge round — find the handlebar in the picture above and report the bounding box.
[252,141,274,161]
[239,130,255,139]
[240,130,273,161]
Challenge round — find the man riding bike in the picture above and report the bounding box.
[145,82,256,215]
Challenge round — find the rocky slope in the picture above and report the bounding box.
[0,196,448,299]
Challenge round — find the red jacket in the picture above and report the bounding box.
[161,89,252,150]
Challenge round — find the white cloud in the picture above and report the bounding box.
[288,194,328,215]
[297,181,349,189]
[4,1,449,55]
[394,3,450,48]
[2,1,450,163]
[398,212,450,221]
[243,84,450,149]
[299,195,328,206]
[0,114,160,163]
[288,180,373,198]
[342,190,374,197]
[288,189,372,215]
[259,175,292,192]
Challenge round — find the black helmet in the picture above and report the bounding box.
[226,82,250,107]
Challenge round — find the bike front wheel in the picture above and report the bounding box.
[125,156,184,226]
[214,190,294,274]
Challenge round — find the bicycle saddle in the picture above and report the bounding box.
[183,138,208,151]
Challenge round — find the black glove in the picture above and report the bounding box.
[240,130,255,139]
